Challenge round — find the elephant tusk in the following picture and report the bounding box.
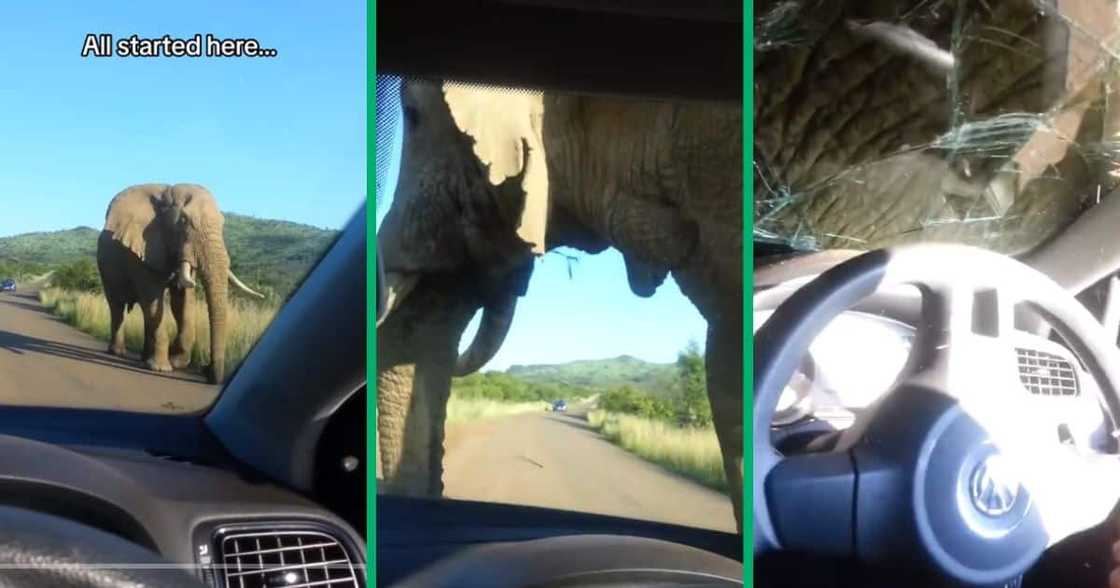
[377,272,418,328]
[176,261,197,289]
[846,20,954,76]
[228,269,265,299]
[454,295,517,376]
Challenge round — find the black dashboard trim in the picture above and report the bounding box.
[0,478,157,549]
[0,405,231,465]
[0,429,365,583]
[378,495,741,587]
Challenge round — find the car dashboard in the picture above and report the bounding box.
[0,408,367,587]
[755,304,1115,457]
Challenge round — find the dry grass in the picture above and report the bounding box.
[446,395,550,424]
[588,409,726,491]
[39,288,277,377]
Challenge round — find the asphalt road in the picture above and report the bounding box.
[443,407,736,533]
[0,290,219,413]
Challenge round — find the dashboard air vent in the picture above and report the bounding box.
[217,529,361,588]
[1015,348,1079,397]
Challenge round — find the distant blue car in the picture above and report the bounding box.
[0,279,14,292]
[551,400,567,412]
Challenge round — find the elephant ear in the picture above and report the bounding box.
[104,186,172,271]
[443,83,549,255]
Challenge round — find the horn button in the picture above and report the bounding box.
[849,385,1044,577]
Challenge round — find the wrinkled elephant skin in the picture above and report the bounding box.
[754,0,1120,254]
[376,81,744,531]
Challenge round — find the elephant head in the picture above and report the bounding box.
[379,81,549,372]
[379,80,717,359]
[104,183,263,383]
[376,81,551,495]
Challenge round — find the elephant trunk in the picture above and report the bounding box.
[199,234,230,385]
[454,295,517,376]
[453,260,533,376]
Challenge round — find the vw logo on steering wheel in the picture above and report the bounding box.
[969,453,1021,517]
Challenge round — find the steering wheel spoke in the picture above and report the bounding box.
[906,278,1022,403]
[763,451,856,557]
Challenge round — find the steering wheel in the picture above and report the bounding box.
[0,506,204,587]
[754,244,1120,585]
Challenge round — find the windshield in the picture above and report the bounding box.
[375,75,741,533]
[754,0,1120,255]
[0,4,364,415]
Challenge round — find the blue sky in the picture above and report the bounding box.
[0,2,365,238]
[375,77,706,370]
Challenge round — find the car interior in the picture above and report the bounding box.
[753,189,1120,587]
[375,0,745,586]
[0,205,367,587]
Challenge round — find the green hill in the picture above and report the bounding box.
[452,355,678,404]
[504,355,676,396]
[221,214,340,298]
[453,348,710,428]
[0,227,99,267]
[0,213,338,299]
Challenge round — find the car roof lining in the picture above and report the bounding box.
[377,0,742,102]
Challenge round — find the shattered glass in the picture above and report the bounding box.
[753,0,1120,254]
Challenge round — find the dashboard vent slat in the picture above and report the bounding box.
[218,530,360,588]
[1015,348,1079,397]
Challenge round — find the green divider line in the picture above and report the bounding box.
[366,0,377,583]
[744,0,754,584]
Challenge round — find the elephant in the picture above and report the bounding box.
[376,80,744,530]
[754,0,1120,255]
[96,183,264,384]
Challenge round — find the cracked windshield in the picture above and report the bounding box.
[755,0,1120,254]
[754,2,1120,585]
[376,76,743,533]
[0,4,363,414]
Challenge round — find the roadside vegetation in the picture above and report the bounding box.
[452,370,593,403]
[586,341,724,490]
[39,287,277,376]
[587,409,725,491]
[446,397,549,424]
[447,370,588,424]
[450,341,725,490]
[50,258,102,292]
[0,258,47,280]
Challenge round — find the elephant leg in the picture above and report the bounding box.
[706,312,744,534]
[673,256,743,533]
[106,297,127,357]
[141,294,172,372]
[377,282,478,496]
[168,287,195,369]
[378,363,450,496]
